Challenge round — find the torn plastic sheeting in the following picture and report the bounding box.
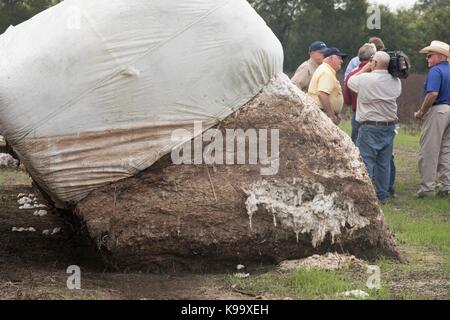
[0,0,283,205]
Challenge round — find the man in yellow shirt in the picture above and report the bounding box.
[308,47,349,125]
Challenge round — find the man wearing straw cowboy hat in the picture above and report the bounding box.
[415,41,450,198]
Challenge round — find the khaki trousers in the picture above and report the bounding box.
[418,104,450,193]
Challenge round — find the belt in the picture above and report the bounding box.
[361,121,397,126]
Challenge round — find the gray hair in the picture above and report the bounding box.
[373,51,391,69]
[437,53,448,61]
[323,56,332,63]
[358,43,377,62]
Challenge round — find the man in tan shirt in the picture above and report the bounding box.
[308,47,349,125]
[291,41,327,92]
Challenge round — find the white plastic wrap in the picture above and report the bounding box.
[0,0,283,205]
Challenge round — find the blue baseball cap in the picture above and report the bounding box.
[309,41,327,53]
[323,47,349,58]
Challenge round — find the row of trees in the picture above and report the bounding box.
[1,0,448,73]
[249,0,449,73]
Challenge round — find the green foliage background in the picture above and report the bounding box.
[0,1,59,31]
[249,0,449,72]
[0,0,448,73]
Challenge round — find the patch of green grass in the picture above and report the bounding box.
[228,269,351,300]
[287,269,351,299]
[339,122,352,136]
[227,268,393,300]
[394,129,421,152]
[377,254,440,276]
[0,168,30,186]
[339,122,420,152]
[385,211,450,254]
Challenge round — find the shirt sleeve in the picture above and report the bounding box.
[343,76,352,106]
[291,64,310,91]
[425,67,442,93]
[397,78,402,97]
[345,57,359,80]
[347,74,361,93]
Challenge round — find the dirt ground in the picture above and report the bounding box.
[1,182,260,300]
[0,180,446,300]
[0,164,448,300]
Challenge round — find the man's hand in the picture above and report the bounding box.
[353,62,372,77]
[415,109,425,121]
[360,62,372,73]
[318,91,339,125]
[416,92,438,121]
[327,112,340,125]
[335,113,341,125]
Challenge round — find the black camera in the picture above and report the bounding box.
[385,50,411,79]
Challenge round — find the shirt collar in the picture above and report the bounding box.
[309,58,319,67]
[372,69,389,74]
[436,61,449,67]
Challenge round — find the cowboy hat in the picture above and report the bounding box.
[419,40,450,58]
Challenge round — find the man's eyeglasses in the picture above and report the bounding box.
[427,54,437,59]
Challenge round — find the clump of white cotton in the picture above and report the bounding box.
[33,210,48,217]
[17,193,47,210]
[0,153,19,168]
[12,227,36,233]
[245,180,370,248]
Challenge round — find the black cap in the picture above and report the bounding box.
[323,47,349,58]
[309,41,327,53]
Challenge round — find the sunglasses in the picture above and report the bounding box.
[427,54,438,59]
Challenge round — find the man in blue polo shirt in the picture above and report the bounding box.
[415,41,450,198]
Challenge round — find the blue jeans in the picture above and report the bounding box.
[351,112,361,143]
[351,115,396,195]
[389,155,396,195]
[357,124,396,202]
